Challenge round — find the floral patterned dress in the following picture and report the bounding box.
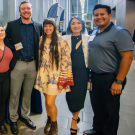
[34,36,74,95]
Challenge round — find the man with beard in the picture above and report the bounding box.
[83,4,134,135]
[5,1,42,134]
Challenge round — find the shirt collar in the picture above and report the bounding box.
[19,17,34,25]
[104,22,114,31]
[94,22,114,35]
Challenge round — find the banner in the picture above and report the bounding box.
[59,10,64,35]
[47,3,58,21]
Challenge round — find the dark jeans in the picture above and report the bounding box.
[89,72,126,135]
[0,71,10,126]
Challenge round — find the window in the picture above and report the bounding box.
[70,14,77,18]
[0,0,10,26]
[70,0,77,13]
[88,0,98,13]
[78,0,87,13]
[70,0,98,29]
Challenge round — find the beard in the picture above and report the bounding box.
[20,12,31,20]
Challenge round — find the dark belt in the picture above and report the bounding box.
[18,57,35,62]
[91,71,116,75]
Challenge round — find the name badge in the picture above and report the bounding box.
[87,82,92,91]
[14,42,23,51]
[89,35,96,42]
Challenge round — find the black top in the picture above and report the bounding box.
[19,18,35,59]
[71,35,86,69]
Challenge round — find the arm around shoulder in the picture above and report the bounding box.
[5,22,15,50]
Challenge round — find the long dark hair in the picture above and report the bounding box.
[40,18,59,70]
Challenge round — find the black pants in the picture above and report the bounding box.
[90,72,126,135]
[0,71,10,126]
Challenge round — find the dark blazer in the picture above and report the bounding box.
[5,18,42,71]
[133,30,135,42]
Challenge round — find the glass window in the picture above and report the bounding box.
[16,0,25,19]
[0,0,10,26]
[86,22,91,28]
[93,21,97,28]
[37,0,43,22]
[78,14,82,19]
[70,0,77,13]
[70,14,77,18]
[78,13,87,20]
[84,14,87,20]
[78,0,87,13]
[88,0,98,13]
[87,13,92,20]
[78,13,92,20]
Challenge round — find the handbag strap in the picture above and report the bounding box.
[0,45,5,62]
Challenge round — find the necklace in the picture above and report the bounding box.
[74,35,81,39]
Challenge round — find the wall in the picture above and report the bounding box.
[115,0,126,28]
[98,0,126,27]
[4,0,69,31]
[125,0,135,36]
[98,0,135,35]
[98,0,125,9]
[111,9,116,24]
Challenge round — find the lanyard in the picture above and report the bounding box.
[0,45,5,62]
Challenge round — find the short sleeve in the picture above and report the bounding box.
[114,29,134,52]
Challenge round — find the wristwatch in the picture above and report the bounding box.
[115,79,123,84]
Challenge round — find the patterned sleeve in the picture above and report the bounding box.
[58,38,74,87]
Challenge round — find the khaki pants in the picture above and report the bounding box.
[9,60,36,122]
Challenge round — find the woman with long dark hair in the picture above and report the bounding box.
[34,18,74,135]
[63,16,90,135]
[0,25,13,135]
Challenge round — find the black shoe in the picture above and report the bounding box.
[77,117,80,124]
[10,122,18,134]
[83,129,97,135]
[0,129,2,135]
[70,118,78,135]
[70,128,77,135]
[20,117,36,130]
[1,124,8,134]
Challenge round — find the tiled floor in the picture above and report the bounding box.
[5,61,135,135]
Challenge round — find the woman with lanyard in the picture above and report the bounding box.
[0,25,13,135]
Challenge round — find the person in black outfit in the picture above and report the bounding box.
[0,25,13,134]
[63,16,90,135]
[62,31,66,36]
